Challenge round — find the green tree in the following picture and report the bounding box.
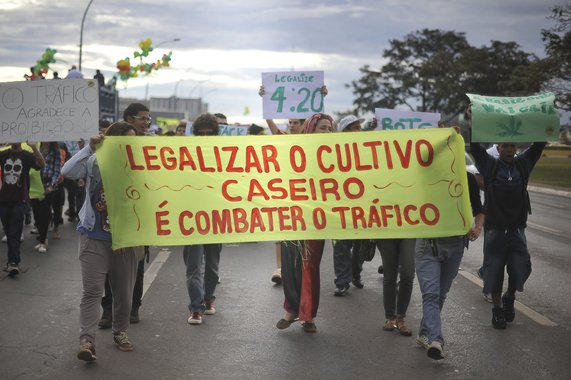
[459,40,544,96]
[541,5,571,111]
[348,29,472,117]
[349,29,543,120]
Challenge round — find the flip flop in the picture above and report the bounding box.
[276,317,298,329]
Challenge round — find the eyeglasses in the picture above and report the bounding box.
[133,116,152,124]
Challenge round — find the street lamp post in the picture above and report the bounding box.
[155,38,180,48]
[79,0,94,71]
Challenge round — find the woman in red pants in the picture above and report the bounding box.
[276,113,334,333]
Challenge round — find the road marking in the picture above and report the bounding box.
[527,221,562,237]
[142,248,171,298]
[458,270,558,327]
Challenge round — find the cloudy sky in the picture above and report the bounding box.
[0,0,557,123]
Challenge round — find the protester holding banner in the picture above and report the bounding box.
[62,122,143,362]
[183,113,223,325]
[0,142,45,276]
[415,164,485,360]
[466,101,548,330]
[331,115,366,297]
[276,112,335,333]
[258,85,326,284]
[377,236,416,336]
[99,103,151,329]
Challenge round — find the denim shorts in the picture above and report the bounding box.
[483,228,531,294]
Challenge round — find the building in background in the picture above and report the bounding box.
[119,96,208,127]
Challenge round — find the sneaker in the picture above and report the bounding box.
[1,234,23,243]
[416,335,429,349]
[383,319,397,331]
[37,244,47,253]
[502,293,515,323]
[30,228,38,234]
[352,278,364,289]
[483,293,493,303]
[271,268,282,284]
[334,284,350,297]
[130,307,140,324]
[204,303,216,315]
[113,331,134,352]
[427,341,445,360]
[6,262,20,276]
[492,307,507,329]
[77,342,97,362]
[98,310,112,329]
[188,311,203,325]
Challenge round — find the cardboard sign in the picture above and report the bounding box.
[467,93,559,142]
[374,109,441,130]
[262,71,324,119]
[0,79,99,143]
[96,129,472,249]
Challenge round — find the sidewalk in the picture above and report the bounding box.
[528,184,571,198]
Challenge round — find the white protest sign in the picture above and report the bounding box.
[262,71,324,119]
[0,79,99,143]
[374,108,441,130]
[187,124,249,136]
[219,124,248,136]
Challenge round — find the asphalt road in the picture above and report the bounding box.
[1,189,570,379]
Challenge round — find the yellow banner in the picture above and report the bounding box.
[96,129,472,249]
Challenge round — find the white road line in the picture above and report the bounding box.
[527,221,562,236]
[458,270,558,327]
[142,248,171,298]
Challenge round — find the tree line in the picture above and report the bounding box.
[347,5,570,122]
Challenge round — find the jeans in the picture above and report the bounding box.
[415,236,464,346]
[333,239,363,287]
[183,244,222,313]
[0,201,26,264]
[377,239,415,319]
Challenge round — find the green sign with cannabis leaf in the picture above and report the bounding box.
[467,93,560,143]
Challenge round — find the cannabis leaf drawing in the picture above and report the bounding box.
[496,116,523,137]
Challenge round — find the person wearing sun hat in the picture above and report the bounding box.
[330,115,366,297]
[338,115,365,132]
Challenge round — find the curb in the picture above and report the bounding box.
[528,185,571,198]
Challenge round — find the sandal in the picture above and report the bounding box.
[383,319,397,331]
[396,319,412,336]
[276,313,298,329]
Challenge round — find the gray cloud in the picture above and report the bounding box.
[0,0,555,120]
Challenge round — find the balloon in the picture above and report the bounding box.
[115,38,173,83]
